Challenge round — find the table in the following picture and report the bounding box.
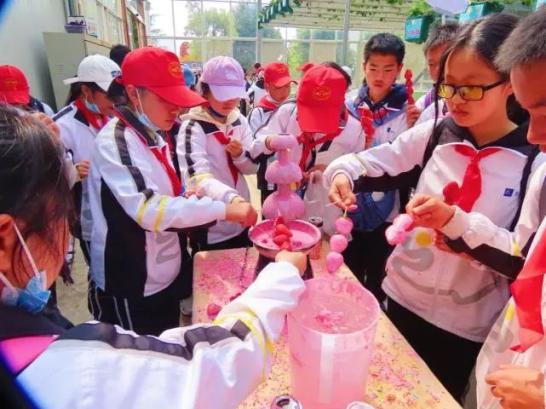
[193,247,461,409]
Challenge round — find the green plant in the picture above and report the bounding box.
[407,0,436,17]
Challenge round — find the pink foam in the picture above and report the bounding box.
[330,234,348,253]
[326,251,344,273]
[335,217,353,236]
[265,160,302,185]
[269,133,298,150]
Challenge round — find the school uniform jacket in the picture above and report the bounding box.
[54,102,99,242]
[88,108,226,298]
[15,262,305,409]
[248,96,278,133]
[178,107,259,244]
[324,118,545,342]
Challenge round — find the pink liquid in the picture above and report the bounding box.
[287,279,379,409]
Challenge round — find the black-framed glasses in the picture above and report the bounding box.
[438,80,505,102]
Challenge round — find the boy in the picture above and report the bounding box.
[414,21,460,125]
[248,62,294,132]
[344,33,410,301]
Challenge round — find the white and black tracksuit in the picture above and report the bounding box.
[3,262,305,409]
[324,117,545,399]
[177,107,260,249]
[54,102,101,261]
[88,106,227,335]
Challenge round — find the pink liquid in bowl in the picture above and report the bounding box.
[287,278,380,409]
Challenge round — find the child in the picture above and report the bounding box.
[55,55,121,264]
[254,62,363,209]
[461,8,546,409]
[0,109,307,408]
[178,56,259,251]
[414,21,460,125]
[248,61,294,132]
[88,47,257,336]
[0,64,55,116]
[325,14,543,400]
[343,33,410,300]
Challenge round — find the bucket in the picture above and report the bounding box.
[287,278,380,409]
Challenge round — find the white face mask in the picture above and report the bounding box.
[136,90,160,132]
[0,223,51,314]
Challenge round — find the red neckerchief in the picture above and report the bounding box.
[114,111,182,196]
[212,130,239,185]
[442,145,500,212]
[511,225,546,352]
[74,98,108,132]
[297,110,348,171]
[257,96,279,112]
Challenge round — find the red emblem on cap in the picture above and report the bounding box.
[3,78,18,91]
[168,61,182,78]
[312,85,332,101]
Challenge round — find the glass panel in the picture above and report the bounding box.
[231,2,257,38]
[201,37,234,60]
[233,40,256,71]
[287,40,309,79]
[174,0,201,37]
[176,39,203,63]
[201,1,236,38]
[262,25,283,40]
[148,0,174,37]
[262,39,285,65]
[148,37,176,53]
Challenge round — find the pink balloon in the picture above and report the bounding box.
[265,160,302,185]
[335,217,353,236]
[329,234,348,253]
[326,251,344,273]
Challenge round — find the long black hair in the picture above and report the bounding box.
[65,81,105,106]
[434,13,528,128]
[0,105,72,281]
[322,61,352,90]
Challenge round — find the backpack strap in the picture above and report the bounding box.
[510,146,541,230]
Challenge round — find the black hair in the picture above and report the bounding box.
[321,61,352,90]
[65,81,104,105]
[106,80,129,106]
[423,21,460,55]
[364,33,405,65]
[496,5,546,72]
[199,82,211,98]
[109,44,131,67]
[0,105,72,281]
[434,14,527,127]
[253,63,262,70]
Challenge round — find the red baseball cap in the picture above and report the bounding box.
[264,62,294,87]
[296,65,347,134]
[120,47,205,108]
[0,65,30,105]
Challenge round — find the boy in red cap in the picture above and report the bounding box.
[0,65,55,116]
[253,62,364,211]
[87,47,257,335]
[248,62,294,133]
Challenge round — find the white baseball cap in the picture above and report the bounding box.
[64,54,121,92]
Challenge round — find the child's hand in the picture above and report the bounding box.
[406,194,455,230]
[406,104,422,128]
[486,365,545,409]
[225,139,243,158]
[225,201,258,227]
[328,173,356,210]
[76,160,91,180]
[276,250,307,276]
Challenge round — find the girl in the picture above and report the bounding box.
[0,104,307,409]
[87,47,257,336]
[325,13,544,400]
[178,56,259,251]
[55,54,121,264]
[254,62,364,207]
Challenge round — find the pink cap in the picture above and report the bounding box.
[201,56,247,101]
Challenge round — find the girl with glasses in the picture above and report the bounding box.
[323,13,545,401]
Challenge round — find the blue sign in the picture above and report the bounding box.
[405,18,423,41]
[459,3,485,23]
[536,0,546,10]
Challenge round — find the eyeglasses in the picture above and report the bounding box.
[437,80,505,102]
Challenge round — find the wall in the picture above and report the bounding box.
[0,0,66,109]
